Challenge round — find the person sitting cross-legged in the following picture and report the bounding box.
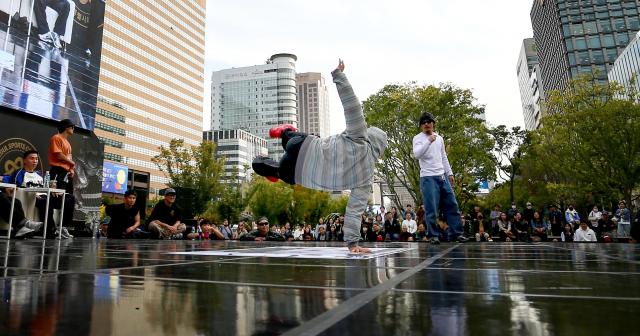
[146,188,185,239]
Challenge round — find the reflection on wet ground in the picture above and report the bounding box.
[1,239,639,335]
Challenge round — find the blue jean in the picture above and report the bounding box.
[421,175,462,240]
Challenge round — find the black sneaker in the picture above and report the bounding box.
[429,237,440,245]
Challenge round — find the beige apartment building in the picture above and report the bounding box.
[94,1,206,194]
[296,72,330,137]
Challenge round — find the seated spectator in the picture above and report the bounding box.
[237,219,249,237]
[632,208,640,243]
[398,224,414,242]
[11,150,74,237]
[187,219,224,240]
[327,224,341,241]
[372,223,385,241]
[0,186,43,238]
[461,213,473,238]
[146,188,185,239]
[360,223,376,242]
[317,225,328,241]
[574,220,597,242]
[401,204,416,221]
[282,222,294,241]
[497,212,515,241]
[293,224,304,240]
[530,211,548,242]
[490,204,502,236]
[416,205,425,227]
[597,211,616,240]
[512,212,530,242]
[384,212,400,241]
[402,212,417,235]
[560,223,574,242]
[302,225,313,240]
[239,217,284,241]
[106,190,143,239]
[314,217,326,239]
[588,206,602,229]
[474,214,492,242]
[414,223,428,242]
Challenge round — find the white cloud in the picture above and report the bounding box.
[203,0,534,134]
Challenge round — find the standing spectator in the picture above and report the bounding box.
[523,202,535,223]
[48,119,76,194]
[401,204,416,221]
[413,111,467,244]
[588,206,602,228]
[530,211,548,242]
[384,212,400,241]
[507,202,518,220]
[497,212,515,242]
[512,212,530,242]
[574,220,597,242]
[565,205,581,230]
[416,205,425,226]
[402,212,417,235]
[147,188,185,239]
[561,223,574,242]
[239,217,285,241]
[219,218,235,240]
[474,214,492,242]
[414,223,428,242]
[547,204,564,236]
[614,201,631,237]
[490,204,502,236]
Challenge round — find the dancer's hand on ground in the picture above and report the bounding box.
[337,59,344,72]
[349,245,371,254]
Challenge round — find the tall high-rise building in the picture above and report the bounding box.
[609,31,640,101]
[95,1,206,193]
[210,54,297,159]
[517,38,545,130]
[531,0,640,95]
[203,129,268,182]
[296,72,330,137]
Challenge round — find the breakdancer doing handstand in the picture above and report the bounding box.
[252,60,388,253]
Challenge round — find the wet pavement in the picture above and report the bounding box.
[1,239,639,335]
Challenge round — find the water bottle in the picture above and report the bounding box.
[44,171,50,188]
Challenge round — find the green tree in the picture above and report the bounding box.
[152,139,226,216]
[489,125,530,203]
[534,75,640,208]
[363,82,496,209]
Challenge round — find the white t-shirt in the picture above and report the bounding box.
[402,219,417,234]
[574,228,597,242]
[412,132,453,177]
[21,171,44,188]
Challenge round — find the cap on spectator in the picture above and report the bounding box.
[258,216,269,224]
[163,188,177,195]
[526,202,532,206]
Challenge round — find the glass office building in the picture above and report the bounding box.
[608,32,640,101]
[210,54,297,160]
[517,38,545,130]
[531,0,640,95]
[296,72,330,137]
[203,129,268,182]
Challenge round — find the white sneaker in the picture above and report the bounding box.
[24,220,43,232]
[57,227,73,239]
[15,226,35,238]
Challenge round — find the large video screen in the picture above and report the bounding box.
[0,0,105,131]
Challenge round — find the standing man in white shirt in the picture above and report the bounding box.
[413,112,468,244]
[574,221,597,242]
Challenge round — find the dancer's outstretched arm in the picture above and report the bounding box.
[332,59,367,140]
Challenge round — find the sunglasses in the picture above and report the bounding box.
[257,222,269,226]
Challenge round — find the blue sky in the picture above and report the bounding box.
[203,0,535,134]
